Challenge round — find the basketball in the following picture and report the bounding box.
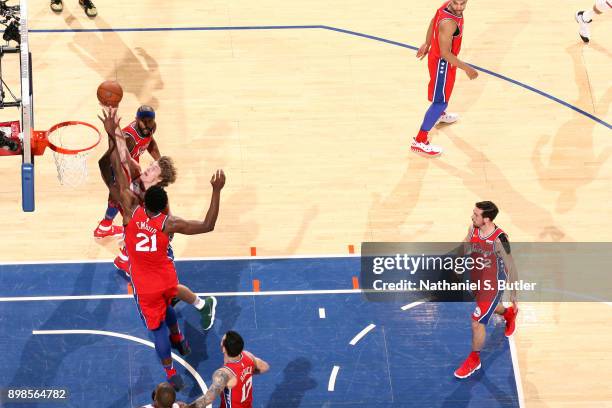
[96,80,123,107]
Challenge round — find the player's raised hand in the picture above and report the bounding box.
[98,107,122,138]
[416,43,430,60]
[210,169,226,191]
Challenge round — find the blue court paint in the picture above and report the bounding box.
[28,24,610,130]
[0,258,519,407]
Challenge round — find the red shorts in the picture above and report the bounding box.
[133,286,178,330]
[471,285,504,325]
[428,57,457,103]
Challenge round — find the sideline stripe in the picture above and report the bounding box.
[509,336,526,408]
[0,289,363,302]
[0,253,358,265]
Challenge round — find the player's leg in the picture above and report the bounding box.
[436,67,459,125]
[494,302,518,337]
[165,304,191,358]
[135,291,185,391]
[412,58,449,156]
[576,0,610,43]
[151,322,184,391]
[454,297,498,379]
[78,0,97,17]
[94,153,123,238]
[454,313,485,378]
[175,284,217,331]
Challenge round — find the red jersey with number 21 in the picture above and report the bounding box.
[220,353,255,408]
[124,206,177,294]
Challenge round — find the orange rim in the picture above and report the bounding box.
[45,121,102,155]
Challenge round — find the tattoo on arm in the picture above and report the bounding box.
[191,369,231,407]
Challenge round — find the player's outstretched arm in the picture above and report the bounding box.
[98,107,139,222]
[164,170,226,235]
[186,368,232,408]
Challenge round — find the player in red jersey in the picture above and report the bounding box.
[454,201,519,379]
[186,331,269,408]
[103,108,226,390]
[411,0,478,157]
[94,105,162,238]
[99,109,218,332]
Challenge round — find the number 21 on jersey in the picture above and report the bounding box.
[135,232,157,252]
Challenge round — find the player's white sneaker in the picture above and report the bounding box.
[411,140,443,157]
[436,112,459,125]
[575,11,591,43]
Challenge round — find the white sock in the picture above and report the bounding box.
[192,297,205,310]
[583,9,595,22]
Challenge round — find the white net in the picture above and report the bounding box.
[47,123,100,188]
[52,150,90,187]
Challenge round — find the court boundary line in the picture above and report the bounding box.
[509,336,525,408]
[0,253,358,266]
[0,289,363,302]
[27,24,611,129]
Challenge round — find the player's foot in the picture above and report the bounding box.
[411,139,442,157]
[504,306,518,337]
[200,296,217,331]
[171,337,191,357]
[79,0,97,17]
[93,222,123,238]
[113,256,130,278]
[168,373,185,392]
[454,352,481,379]
[436,111,459,125]
[575,11,591,43]
[50,0,63,12]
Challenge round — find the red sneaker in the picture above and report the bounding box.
[113,251,130,277]
[504,306,518,337]
[454,353,481,379]
[93,222,123,238]
[411,139,443,156]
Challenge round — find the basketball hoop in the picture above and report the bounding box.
[31,121,101,187]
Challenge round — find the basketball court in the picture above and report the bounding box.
[0,0,611,407]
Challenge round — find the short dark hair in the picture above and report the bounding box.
[153,382,175,408]
[223,331,244,357]
[145,185,168,214]
[476,201,499,222]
